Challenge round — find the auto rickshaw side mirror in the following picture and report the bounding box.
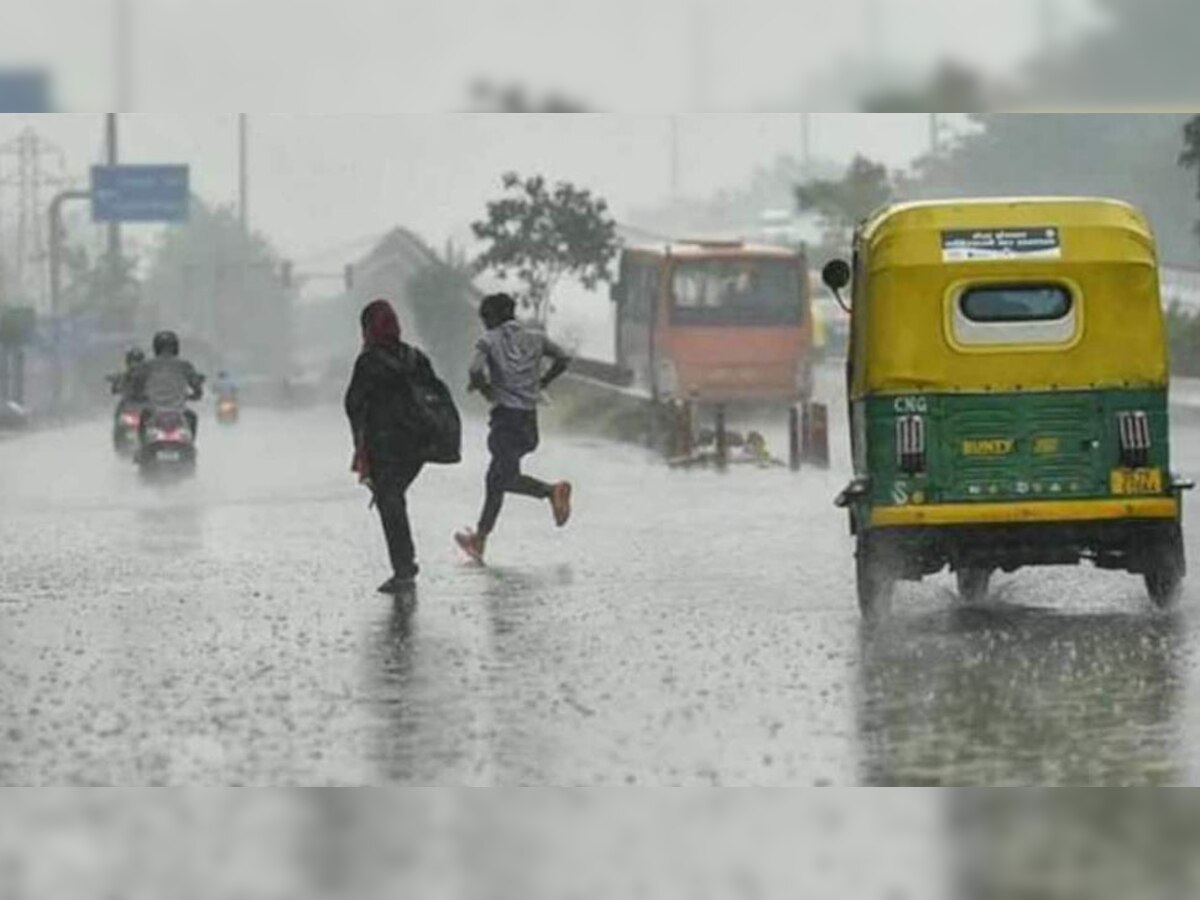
[822,259,851,293]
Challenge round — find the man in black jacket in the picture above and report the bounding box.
[344,299,441,594]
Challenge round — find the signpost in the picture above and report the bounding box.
[0,69,51,112]
[90,164,190,223]
[44,166,188,405]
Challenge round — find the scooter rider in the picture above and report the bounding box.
[108,347,146,401]
[129,330,205,440]
[213,370,238,402]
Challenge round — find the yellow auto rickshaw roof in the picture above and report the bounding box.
[860,197,1155,261]
[852,197,1166,397]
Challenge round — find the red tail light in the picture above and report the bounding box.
[120,412,140,426]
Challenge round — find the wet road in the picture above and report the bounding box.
[3,396,1200,785]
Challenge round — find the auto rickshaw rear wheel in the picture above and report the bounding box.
[1144,524,1185,609]
[856,533,896,620]
[955,568,992,605]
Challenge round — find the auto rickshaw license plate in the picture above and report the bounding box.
[1110,467,1163,495]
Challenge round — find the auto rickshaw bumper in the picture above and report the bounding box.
[868,496,1179,529]
[856,497,1183,578]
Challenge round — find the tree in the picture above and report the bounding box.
[1181,116,1200,238]
[471,172,619,323]
[143,198,291,376]
[903,113,1199,264]
[405,244,481,386]
[860,61,985,113]
[60,244,139,322]
[796,155,895,248]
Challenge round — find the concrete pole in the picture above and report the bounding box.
[238,113,248,235]
[669,115,680,204]
[105,113,121,294]
[801,113,812,174]
[114,0,133,110]
[48,189,93,407]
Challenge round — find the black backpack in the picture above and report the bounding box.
[376,346,462,465]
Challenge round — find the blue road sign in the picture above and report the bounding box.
[91,164,190,223]
[0,69,51,112]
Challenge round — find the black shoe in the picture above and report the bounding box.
[377,572,417,595]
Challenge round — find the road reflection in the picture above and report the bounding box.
[856,599,1185,785]
[134,501,204,555]
[363,565,575,785]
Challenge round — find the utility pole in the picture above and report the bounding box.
[801,113,813,175]
[0,129,68,311]
[238,113,248,235]
[48,189,93,406]
[669,115,681,204]
[1039,0,1058,52]
[105,113,122,306]
[114,0,133,109]
[929,112,940,157]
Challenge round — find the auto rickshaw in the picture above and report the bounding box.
[823,197,1191,617]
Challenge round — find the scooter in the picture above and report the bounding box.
[216,395,239,424]
[136,408,197,477]
[112,403,141,456]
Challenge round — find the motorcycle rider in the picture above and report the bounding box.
[108,347,146,400]
[213,370,238,403]
[108,347,147,448]
[128,330,205,442]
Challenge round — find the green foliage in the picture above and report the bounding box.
[471,172,619,323]
[1165,305,1200,377]
[1180,115,1200,239]
[405,251,480,388]
[860,63,984,113]
[796,155,895,248]
[60,245,139,323]
[143,198,290,375]
[904,114,1199,264]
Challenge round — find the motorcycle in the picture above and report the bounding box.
[112,403,141,456]
[136,408,197,477]
[216,395,239,424]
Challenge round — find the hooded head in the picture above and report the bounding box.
[360,299,401,348]
[480,292,517,330]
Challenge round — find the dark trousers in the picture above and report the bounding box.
[373,457,424,577]
[478,406,552,535]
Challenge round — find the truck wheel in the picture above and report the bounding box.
[1145,525,1185,609]
[956,568,992,605]
[856,534,896,620]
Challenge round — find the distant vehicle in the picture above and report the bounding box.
[830,197,1191,618]
[111,404,141,455]
[216,395,239,424]
[611,240,815,406]
[0,400,30,431]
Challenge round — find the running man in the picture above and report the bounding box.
[455,293,572,563]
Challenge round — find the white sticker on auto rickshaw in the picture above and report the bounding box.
[942,227,1061,262]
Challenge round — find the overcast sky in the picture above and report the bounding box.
[0,0,1103,274]
[0,113,979,265]
[6,0,1100,111]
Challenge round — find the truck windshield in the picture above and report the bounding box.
[670,259,803,326]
